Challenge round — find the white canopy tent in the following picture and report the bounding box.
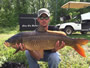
[61,1,90,9]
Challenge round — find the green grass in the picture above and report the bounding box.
[0,34,28,67]
[0,27,90,68]
[0,26,19,34]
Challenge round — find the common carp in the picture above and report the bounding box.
[4,30,88,58]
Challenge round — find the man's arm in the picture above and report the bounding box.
[29,50,42,60]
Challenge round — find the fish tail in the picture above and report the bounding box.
[72,39,88,57]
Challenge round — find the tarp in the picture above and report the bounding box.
[61,1,90,9]
[81,12,90,20]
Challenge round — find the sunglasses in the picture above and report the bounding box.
[39,16,49,20]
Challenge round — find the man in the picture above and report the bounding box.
[16,8,65,68]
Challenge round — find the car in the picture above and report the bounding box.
[56,12,90,35]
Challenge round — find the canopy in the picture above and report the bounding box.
[61,1,90,9]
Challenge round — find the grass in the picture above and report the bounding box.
[0,26,19,34]
[0,27,90,68]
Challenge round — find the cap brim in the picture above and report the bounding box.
[38,12,50,17]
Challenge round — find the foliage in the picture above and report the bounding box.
[50,0,90,24]
[0,26,19,34]
[0,31,28,67]
[0,0,28,27]
[0,0,90,27]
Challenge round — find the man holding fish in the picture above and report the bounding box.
[4,8,89,68]
[16,8,65,68]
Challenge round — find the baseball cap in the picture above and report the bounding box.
[38,8,50,17]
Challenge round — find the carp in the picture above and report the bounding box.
[4,30,88,58]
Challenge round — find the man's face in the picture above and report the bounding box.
[37,13,50,27]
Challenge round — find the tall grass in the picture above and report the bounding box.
[0,27,90,68]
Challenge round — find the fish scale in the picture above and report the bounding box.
[23,36,57,50]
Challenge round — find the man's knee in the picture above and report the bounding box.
[25,50,29,55]
[25,50,32,58]
[48,52,61,63]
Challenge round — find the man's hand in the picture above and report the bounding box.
[15,43,26,51]
[52,41,65,52]
[15,43,41,60]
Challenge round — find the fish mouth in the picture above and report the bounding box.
[4,42,10,47]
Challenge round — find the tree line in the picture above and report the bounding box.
[0,0,90,27]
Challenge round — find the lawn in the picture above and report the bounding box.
[0,27,90,68]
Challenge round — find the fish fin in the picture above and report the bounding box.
[47,30,66,36]
[72,44,86,57]
[4,44,8,48]
[13,48,20,54]
[74,39,88,45]
[72,39,89,57]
